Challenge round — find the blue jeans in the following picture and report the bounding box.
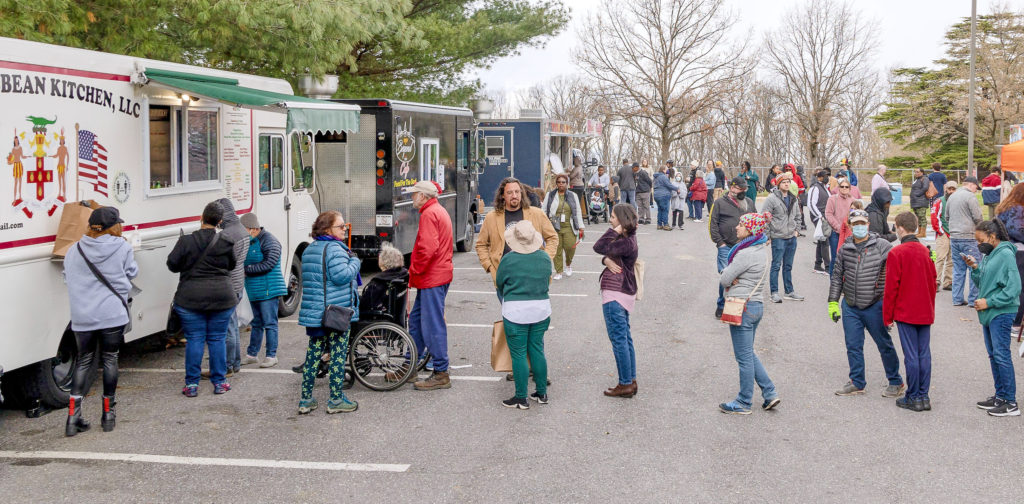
[655,195,671,227]
[246,298,280,358]
[621,189,636,208]
[828,231,840,275]
[716,245,730,310]
[983,313,1016,402]
[225,306,241,370]
[769,237,797,294]
[602,301,635,385]
[686,196,695,218]
[896,322,931,399]
[727,302,776,409]
[951,238,980,305]
[841,300,902,389]
[691,201,703,220]
[176,305,233,386]
[409,283,450,372]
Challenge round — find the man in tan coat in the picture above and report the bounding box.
[477,177,558,292]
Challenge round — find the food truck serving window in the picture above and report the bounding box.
[290,132,315,193]
[485,136,504,157]
[147,103,220,191]
[258,134,285,194]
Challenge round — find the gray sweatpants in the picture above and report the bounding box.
[637,191,652,222]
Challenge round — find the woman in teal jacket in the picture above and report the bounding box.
[968,220,1023,417]
[240,213,288,368]
[297,210,361,415]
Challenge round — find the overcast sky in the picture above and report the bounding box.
[479,0,1001,93]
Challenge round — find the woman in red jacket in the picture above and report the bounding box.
[883,212,938,412]
[688,170,708,222]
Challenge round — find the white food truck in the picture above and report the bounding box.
[0,37,362,407]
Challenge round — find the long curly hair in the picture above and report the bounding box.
[492,177,530,213]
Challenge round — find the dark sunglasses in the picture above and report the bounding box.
[839,185,851,189]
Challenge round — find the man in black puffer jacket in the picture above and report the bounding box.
[828,209,904,398]
[866,187,897,242]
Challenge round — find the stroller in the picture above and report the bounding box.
[587,186,608,224]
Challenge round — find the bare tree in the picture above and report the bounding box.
[574,0,752,161]
[763,0,879,168]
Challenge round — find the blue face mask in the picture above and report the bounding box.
[852,224,869,238]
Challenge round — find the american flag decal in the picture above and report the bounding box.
[77,129,108,197]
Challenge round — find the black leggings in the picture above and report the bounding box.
[672,210,685,227]
[71,326,125,397]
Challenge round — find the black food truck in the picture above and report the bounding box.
[314,99,480,257]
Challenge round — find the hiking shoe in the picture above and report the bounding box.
[762,398,781,411]
[502,397,529,410]
[835,382,865,396]
[259,356,278,368]
[213,382,231,394]
[882,383,906,398]
[988,401,1020,417]
[298,398,318,414]
[181,384,198,398]
[920,397,932,411]
[326,397,358,414]
[896,396,920,411]
[977,396,1003,410]
[529,392,549,404]
[565,266,573,277]
[783,291,805,301]
[242,355,259,365]
[414,371,451,390]
[771,292,783,303]
[719,402,751,415]
[715,307,723,319]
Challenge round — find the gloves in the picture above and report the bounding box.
[828,301,841,323]
[930,248,937,262]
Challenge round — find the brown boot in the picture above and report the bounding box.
[603,383,635,398]
[414,371,451,390]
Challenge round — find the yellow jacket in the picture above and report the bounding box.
[475,207,558,284]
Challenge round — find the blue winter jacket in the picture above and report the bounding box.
[653,172,681,200]
[244,229,288,302]
[997,205,1024,244]
[298,239,361,327]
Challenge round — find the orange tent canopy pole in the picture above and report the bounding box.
[1002,139,1024,172]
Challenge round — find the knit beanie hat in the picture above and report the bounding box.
[739,212,771,236]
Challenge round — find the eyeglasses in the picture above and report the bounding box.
[839,185,851,189]
[331,224,346,229]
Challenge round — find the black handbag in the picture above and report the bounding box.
[167,233,221,335]
[77,243,133,334]
[320,243,354,334]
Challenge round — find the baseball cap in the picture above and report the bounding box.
[402,180,439,198]
[729,176,748,189]
[963,176,980,186]
[848,209,869,224]
[88,206,123,231]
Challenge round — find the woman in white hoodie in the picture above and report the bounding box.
[62,206,138,436]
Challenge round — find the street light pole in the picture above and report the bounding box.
[968,0,977,177]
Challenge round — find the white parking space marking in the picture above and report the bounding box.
[449,290,588,297]
[448,323,494,328]
[0,451,409,473]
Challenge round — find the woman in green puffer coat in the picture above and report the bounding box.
[240,213,288,368]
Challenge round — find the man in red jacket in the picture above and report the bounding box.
[404,181,454,390]
[884,211,938,412]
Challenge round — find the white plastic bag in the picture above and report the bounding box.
[235,290,254,327]
[813,219,825,242]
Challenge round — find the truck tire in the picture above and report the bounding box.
[456,219,476,252]
[1,326,95,409]
[279,258,303,317]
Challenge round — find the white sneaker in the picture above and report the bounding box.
[565,266,573,277]
[259,356,278,368]
[241,355,260,365]
[553,273,563,280]
[694,219,703,223]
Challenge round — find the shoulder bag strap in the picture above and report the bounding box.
[76,243,129,316]
[746,250,772,301]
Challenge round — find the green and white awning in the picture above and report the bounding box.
[143,68,359,134]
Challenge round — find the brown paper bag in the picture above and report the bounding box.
[490,320,513,372]
[52,200,102,257]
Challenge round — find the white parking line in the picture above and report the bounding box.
[449,290,588,297]
[0,450,409,473]
[449,323,556,330]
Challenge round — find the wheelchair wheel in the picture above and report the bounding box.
[415,349,432,373]
[350,322,418,391]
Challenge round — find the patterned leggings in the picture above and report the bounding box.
[300,330,350,402]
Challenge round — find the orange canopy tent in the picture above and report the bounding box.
[1003,139,1024,172]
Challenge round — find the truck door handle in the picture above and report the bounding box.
[284,195,292,211]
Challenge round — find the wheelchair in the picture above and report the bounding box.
[342,275,431,391]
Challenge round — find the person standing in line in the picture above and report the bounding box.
[824,179,858,275]
[589,165,611,222]
[994,184,1024,337]
[807,169,832,274]
[239,213,287,368]
[981,167,1004,219]
[297,210,361,414]
[909,167,931,238]
[927,162,947,204]
[884,212,938,412]
[713,160,727,203]
[709,177,754,319]
[63,207,138,436]
[215,198,249,377]
[617,159,637,208]
[568,154,587,220]
[496,220,553,410]
[866,187,898,242]
[795,165,808,231]
[704,162,717,215]
[945,176,984,307]
[688,170,708,223]
[168,202,238,398]
[761,172,804,303]
[828,209,906,398]
[837,158,859,188]
[764,165,782,193]
[542,173,584,280]
[403,181,455,391]
[931,182,957,291]
[595,203,640,398]
[652,165,681,230]
[635,162,653,225]
[969,220,1023,416]
[740,161,759,209]
[685,160,699,220]
[717,212,780,415]
[670,168,688,229]
[870,165,889,195]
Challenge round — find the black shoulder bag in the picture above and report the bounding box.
[321,242,355,334]
[167,234,221,335]
[77,243,133,334]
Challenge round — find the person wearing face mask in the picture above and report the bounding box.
[670,168,688,228]
[828,209,905,398]
[967,219,1022,417]
[709,177,754,319]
